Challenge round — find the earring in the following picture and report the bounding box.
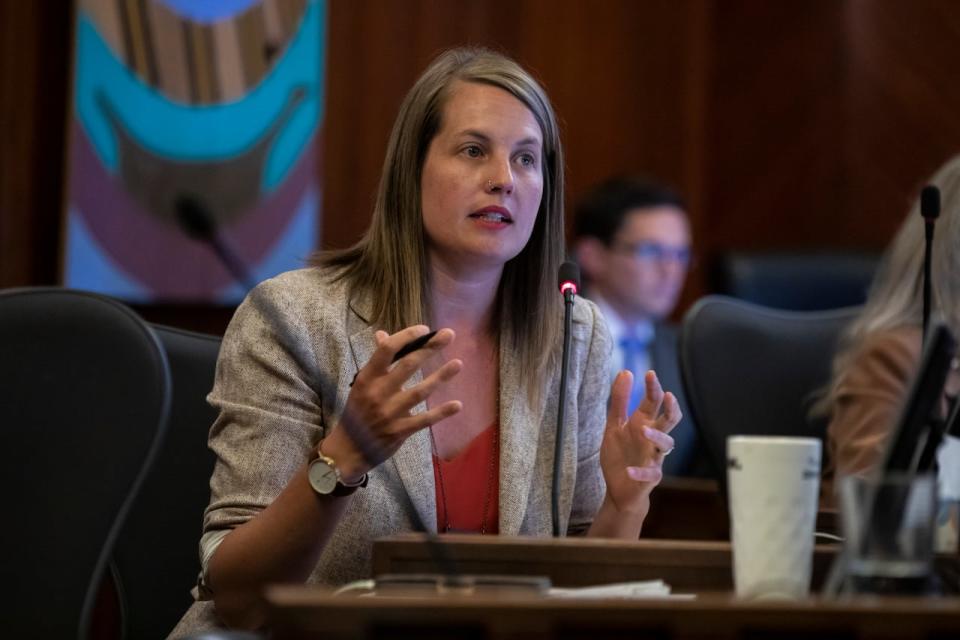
[486,180,495,191]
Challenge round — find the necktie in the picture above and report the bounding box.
[619,333,650,414]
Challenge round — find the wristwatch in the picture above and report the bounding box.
[307,442,368,497]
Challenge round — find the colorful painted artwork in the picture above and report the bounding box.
[64,0,325,302]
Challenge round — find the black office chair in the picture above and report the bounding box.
[713,251,878,311]
[679,295,860,485]
[111,325,221,639]
[0,288,171,639]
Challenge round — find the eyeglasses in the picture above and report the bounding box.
[612,241,692,266]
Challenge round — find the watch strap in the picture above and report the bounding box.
[309,441,368,496]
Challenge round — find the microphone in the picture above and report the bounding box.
[921,185,941,220]
[920,185,940,341]
[174,194,257,292]
[559,262,579,303]
[552,261,580,536]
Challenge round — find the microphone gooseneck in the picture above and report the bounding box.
[173,194,258,292]
[920,185,940,342]
[552,261,580,536]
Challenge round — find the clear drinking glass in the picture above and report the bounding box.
[839,473,937,595]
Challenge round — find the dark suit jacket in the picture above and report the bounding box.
[651,323,709,477]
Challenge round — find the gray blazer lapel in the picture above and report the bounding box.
[346,299,436,533]
[498,337,549,535]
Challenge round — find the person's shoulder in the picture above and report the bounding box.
[845,325,922,388]
[257,266,343,295]
[858,326,922,362]
[570,296,613,351]
[249,267,349,310]
[224,267,352,342]
[572,295,603,327]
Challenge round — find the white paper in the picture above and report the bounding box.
[548,580,694,600]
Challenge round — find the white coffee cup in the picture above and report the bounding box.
[727,435,821,599]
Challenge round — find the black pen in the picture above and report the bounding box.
[392,330,438,363]
[350,330,439,387]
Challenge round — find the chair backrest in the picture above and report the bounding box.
[714,251,878,311]
[111,324,221,639]
[0,288,170,639]
[679,295,860,485]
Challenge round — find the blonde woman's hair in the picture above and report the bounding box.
[819,153,960,413]
[312,47,565,398]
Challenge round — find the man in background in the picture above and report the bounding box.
[573,176,701,476]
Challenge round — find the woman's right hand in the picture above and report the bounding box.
[321,325,463,480]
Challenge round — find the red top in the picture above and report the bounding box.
[432,422,500,534]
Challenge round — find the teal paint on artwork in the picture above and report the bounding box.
[73,0,326,192]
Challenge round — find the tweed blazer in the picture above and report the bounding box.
[171,267,612,635]
[825,325,960,478]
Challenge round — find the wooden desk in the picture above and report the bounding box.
[372,534,838,592]
[266,536,960,638]
[644,476,729,539]
[265,588,960,640]
[643,476,839,540]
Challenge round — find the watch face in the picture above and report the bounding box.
[308,459,338,494]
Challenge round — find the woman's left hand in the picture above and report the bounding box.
[599,369,681,518]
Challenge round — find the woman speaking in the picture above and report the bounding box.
[172,47,680,634]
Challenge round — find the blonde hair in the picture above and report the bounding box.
[313,47,565,397]
[820,153,960,413]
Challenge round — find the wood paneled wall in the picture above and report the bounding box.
[844,0,960,246]
[0,2,72,288]
[3,0,960,332]
[323,0,709,251]
[705,0,847,250]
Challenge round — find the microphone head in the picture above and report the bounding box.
[921,185,941,220]
[558,261,580,296]
[174,194,216,241]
